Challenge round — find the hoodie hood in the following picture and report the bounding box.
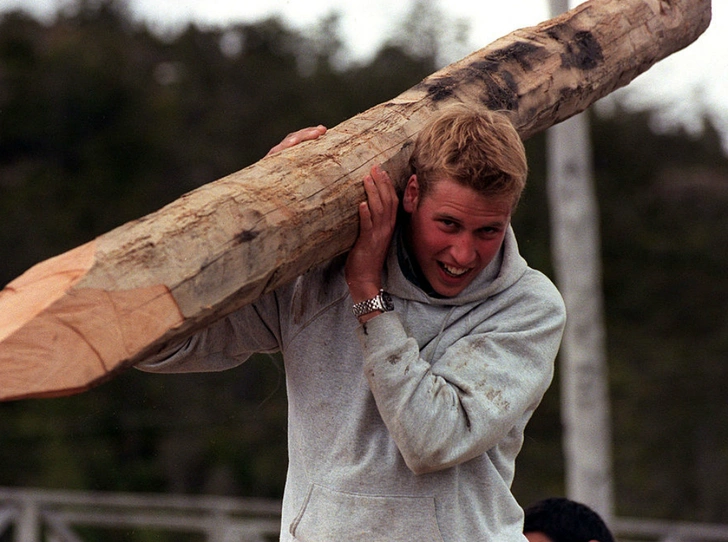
[383,225,528,306]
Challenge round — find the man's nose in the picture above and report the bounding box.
[450,234,476,265]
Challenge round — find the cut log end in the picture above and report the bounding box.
[0,241,96,343]
[0,247,185,400]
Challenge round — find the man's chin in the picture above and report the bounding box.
[430,268,475,297]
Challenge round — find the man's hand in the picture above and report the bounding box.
[266,125,327,156]
[345,165,399,321]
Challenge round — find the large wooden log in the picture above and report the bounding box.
[0,0,711,401]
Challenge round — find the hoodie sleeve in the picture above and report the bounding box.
[357,272,566,475]
[136,290,284,373]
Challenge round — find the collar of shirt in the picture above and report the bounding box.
[395,220,441,298]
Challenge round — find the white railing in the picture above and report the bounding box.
[0,487,281,542]
[2,487,728,542]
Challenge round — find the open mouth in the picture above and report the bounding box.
[439,262,470,278]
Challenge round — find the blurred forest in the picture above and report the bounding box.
[1,0,727,526]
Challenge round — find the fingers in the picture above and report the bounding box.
[294,125,327,144]
[357,200,372,232]
[356,165,398,253]
[345,165,398,298]
[266,125,327,156]
[363,165,398,228]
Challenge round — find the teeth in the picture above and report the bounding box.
[442,263,469,277]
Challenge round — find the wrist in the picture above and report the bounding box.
[352,289,394,322]
[346,281,382,304]
[357,310,383,324]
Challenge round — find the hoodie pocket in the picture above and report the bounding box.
[290,483,445,542]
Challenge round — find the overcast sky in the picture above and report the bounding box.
[1,0,725,141]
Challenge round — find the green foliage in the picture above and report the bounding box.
[1,0,727,525]
[592,108,728,522]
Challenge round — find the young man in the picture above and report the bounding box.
[523,497,615,542]
[138,105,566,541]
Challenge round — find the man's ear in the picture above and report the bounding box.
[402,174,419,213]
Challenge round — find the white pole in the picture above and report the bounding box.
[546,0,615,523]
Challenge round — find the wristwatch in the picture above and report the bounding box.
[352,290,394,318]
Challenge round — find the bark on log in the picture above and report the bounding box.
[0,0,711,400]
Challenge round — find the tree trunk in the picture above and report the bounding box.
[547,0,614,523]
[0,0,711,400]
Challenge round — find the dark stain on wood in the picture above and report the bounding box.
[482,40,546,71]
[421,67,520,111]
[235,230,259,244]
[419,40,546,111]
[419,27,603,110]
[482,68,519,111]
[420,76,458,102]
[548,28,604,70]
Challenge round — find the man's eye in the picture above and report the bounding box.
[478,227,501,237]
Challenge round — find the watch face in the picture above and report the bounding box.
[381,291,394,311]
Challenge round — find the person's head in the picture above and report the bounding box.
[523,497,614,542]
[402,105,528,297]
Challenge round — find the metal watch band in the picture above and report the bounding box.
[352,290,394,318]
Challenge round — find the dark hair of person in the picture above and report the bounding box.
[523,497,615,542]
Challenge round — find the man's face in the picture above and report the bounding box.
[403,175,512,298]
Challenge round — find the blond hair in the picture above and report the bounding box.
[409,104,527,209]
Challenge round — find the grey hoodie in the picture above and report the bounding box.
[138,226,566,541]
